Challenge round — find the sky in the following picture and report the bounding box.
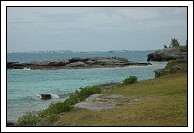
[7,7,187,52]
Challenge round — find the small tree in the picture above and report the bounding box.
[169,38,180,48]
[164,45,168,49]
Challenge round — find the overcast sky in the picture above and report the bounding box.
[7,7,187,52]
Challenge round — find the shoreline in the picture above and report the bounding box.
[8,72,187,126]
[8,63,152,71]
[6,61,163,125]
[6,82,121,124]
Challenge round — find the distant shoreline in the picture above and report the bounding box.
[7,50,154,54]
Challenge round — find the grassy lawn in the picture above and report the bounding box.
[53,73,187,126]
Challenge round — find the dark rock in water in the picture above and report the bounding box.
[7,62,19,69]
[13,66,24,69]
[125,62,152,66]
[69,57,89,63]
[40,94,51,100]
[7,62,24,69]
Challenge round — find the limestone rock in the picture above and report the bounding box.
[147,48,187,61]
[7,56,152,70]
[66,62,87,67]
[74,94,125,111]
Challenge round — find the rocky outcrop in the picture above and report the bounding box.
[154,59,187,77]
[48,60,69,66]
[7,62,19,69]
[74,94,125,111]
[7,57,152,70]
[147,47,187,61]
[147,46,187,77]
[74,94,146,111]
[40,94,51,100]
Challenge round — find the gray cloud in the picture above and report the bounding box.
[7,7,187,52]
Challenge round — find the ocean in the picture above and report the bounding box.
[7,51,167,120]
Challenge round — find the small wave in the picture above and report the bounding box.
[23,67,31,70]
[50,93,60,99]
[36,94,42,99]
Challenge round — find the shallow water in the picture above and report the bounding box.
[7,51,167,120]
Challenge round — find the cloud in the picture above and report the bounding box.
[7,7,187,52]
[7,7,187,32]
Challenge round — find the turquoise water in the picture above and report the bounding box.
[7,50,153,63]
[7,51,167,120]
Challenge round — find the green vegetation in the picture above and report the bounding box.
[54,73,187,126]
[176,45,187,52]
[16,73,187,126]
[164,45,168,49]
[161,38,187,50]
[16,86,101,126]
[122,76,137,85]
[16,112,40,126]
[156,58,187,77]
[168,38,187,50]
[170,38,180,48]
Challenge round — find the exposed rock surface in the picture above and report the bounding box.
[74,94,125,111]
[66,61,87,67]
[147,47,187,61]
[74,94,146,111]
[7,57,152,70]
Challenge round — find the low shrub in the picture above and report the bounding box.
[122,76,137,85]
[16,112,40,126]
[16,85,101,126]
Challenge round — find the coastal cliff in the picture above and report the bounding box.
[147,46,187,61]
[147,46,187,77]
[7,57,152,70]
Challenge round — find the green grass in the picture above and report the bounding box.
[54,73,187,126]
[16,71,187,126]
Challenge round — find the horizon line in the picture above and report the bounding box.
[7,49,156,53]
